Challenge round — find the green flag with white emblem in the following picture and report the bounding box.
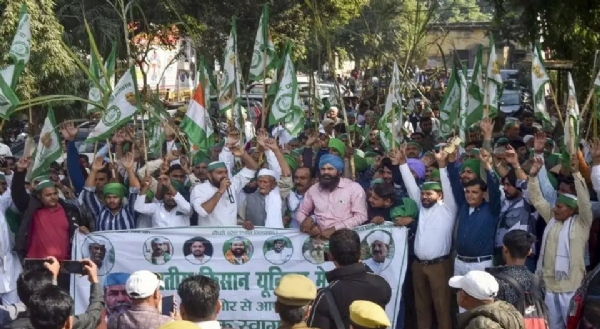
[269,42,303,133]
[30,108,62,180]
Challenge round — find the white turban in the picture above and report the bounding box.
[367,231,390,246]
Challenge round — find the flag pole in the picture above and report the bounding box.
[106,138,117,178]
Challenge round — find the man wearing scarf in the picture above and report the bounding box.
[528,156,592,329]
[240,168,284,229]
[297,154,367,239]
[396,146,456,329]
[134,175,192,228]
[82,153,141,231]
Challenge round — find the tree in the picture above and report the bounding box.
[437,0,490,23]
[0,0,84,123]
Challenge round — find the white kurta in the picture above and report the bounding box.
[363,258,391,275]
[0,191,22,298]
[134,192,192,228]
[185,254,211,265]
[264,248,293,265]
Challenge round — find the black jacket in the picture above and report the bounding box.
[11,171,84,260]
[306,263,392,329]
[2,283,105,329]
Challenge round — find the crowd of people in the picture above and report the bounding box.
[0,80,599,329]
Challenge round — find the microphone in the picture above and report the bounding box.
[226,186,235,203]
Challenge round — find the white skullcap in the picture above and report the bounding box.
[523,135,534,144]
[258,168,280,181]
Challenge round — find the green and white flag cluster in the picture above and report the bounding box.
[439,65,462,137]
[30,108,62,180]
[88,44,117,113]
[379,61,403,151]
[147,119,164,157]
[0,3,31,119]
[269,42,304,135]
[564,72,579,153]
[249,4,277,81]
[485,37,502,118]
[531,44,551,123]
[465,46,484,129]
[86,66,141,142]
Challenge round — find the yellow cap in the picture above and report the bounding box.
[158,321,199,329]
[349,301,390,329]
[274,274,317,306]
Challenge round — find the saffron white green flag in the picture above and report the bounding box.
[379,61,403,151]
[86,66,141,142]
[465,46,484,129]
[531,44,551,123]
[249,4,277,82]
[30,108,62,180]
[439,65,461,137]
[0,65,19,119]
[180,81,214,150]
[269,42,303,132]
[218,20,238,114]
[485,37,502,118]
[564,72,579,153]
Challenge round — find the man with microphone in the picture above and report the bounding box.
[190,144,258,227]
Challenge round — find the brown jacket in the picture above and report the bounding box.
[457,301,525,329]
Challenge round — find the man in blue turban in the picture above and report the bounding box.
[297,154,367,238]
[103,272,131,316]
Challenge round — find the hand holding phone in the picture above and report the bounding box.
[161,295,174,316]
[59,260,85,275]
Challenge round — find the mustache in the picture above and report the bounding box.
[110,303,130,313]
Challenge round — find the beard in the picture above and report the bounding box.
[209,177,221,189]
[319,174,341,192]
[243,185,258,194]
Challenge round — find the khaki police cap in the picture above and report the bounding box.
[349,301,390,329]
[274,274,317,306]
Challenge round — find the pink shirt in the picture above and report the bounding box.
[296,178,367,230]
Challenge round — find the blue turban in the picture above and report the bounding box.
[407,158,426,180]
[319,154,344,173]
[104,272,130,287]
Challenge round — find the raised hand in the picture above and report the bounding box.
[479,147,492,166]
[434,149,448,165]
[226,130,240,148]
[305,132,318,147]
[158,174,171,186]
[529,156,544,177]
[91,156,106,171]
[60,122,78,141]
[111,130,125,144]
[142,175,153,188]
[256,130,268,148]
[121,152,135,170]
[589,138,600,160]
[16,157,30,172]
[570,153,580,173]
[504,145,519,166]
[533,132,546,153]
[397,143,408,165]
[479,118,494,136]
[264,138,279,151]
[230,146,244,157]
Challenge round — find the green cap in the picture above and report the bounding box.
[390,198,418,219]
[35,180,55,192]
[460,159,481,178]
[284,153,299,171]
[421,181,442,191]
[429,169,440,181]
[370,178,384,187]
[328,138,346,156]
[192,151,211,166]
[207,161,226,172]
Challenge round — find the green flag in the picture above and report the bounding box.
[8,3,31,89]
[465,45,484,128]
[564,72,579,153]
[485,36,502,118]
[30,108,62,180]
[249,4,277,81]
[379,61,403,151]
[439,65,461,137]
[0,66,19,119]
[531,43,551,123]
[269,42,303,134]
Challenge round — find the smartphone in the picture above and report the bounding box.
[162,295,174,315]
[59,261,86,275]
[23,258,51,271]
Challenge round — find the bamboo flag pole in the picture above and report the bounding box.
[106,138,117,178]
[140,107,149,176]
[260,47,268,128]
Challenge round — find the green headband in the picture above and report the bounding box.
[103,182,127,198]
[407,141,422,150]
[557,193,578,208]
[421,181,442,191]
[207,161,226,172]
[370,178,384,187]
[163,179,186,195]
[390,198,418,219]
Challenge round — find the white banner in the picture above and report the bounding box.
[71,224,408,328]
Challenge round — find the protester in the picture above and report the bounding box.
[107,270,172,329]
[449,271,525,329]
[273,274,317,329]
[28,285,73,329]
[306,229,391,329]
[135,175,192,228]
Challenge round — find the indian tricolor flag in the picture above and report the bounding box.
[180,82,214,150]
